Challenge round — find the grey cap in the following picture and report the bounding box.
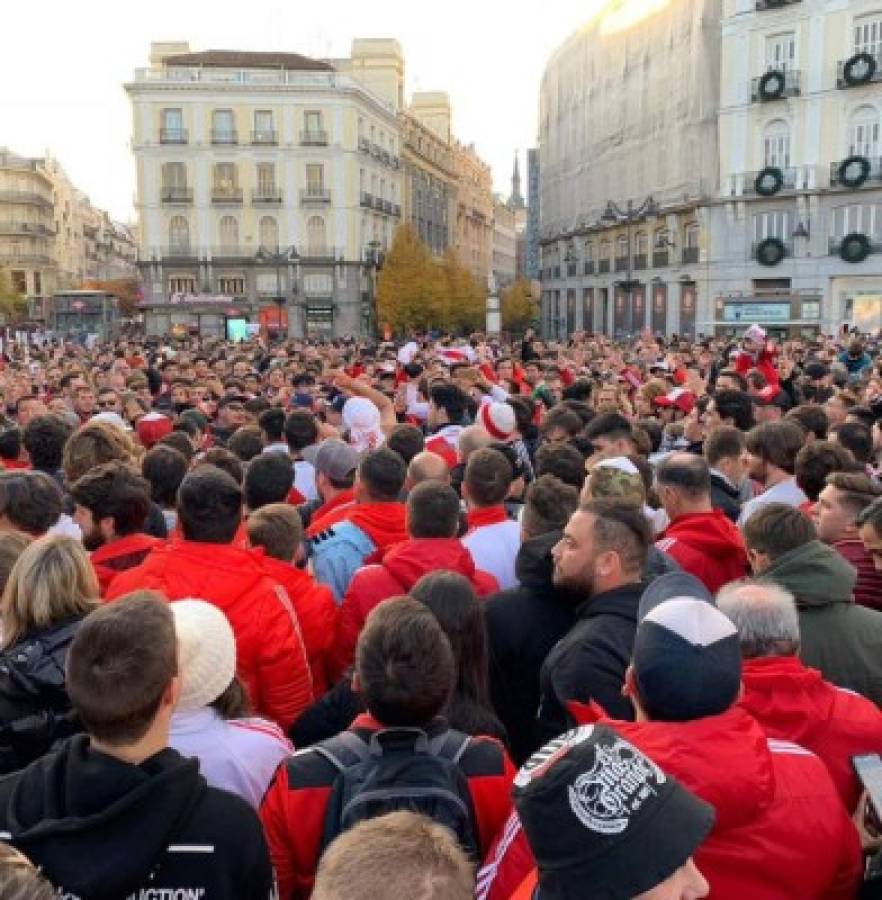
[314,439,360,481]
[638,571,714,623]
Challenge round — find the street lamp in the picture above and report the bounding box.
[363,240,384,340]
[256,245,298,342]
[600,196,658,337]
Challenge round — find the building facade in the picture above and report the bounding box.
[399,93,457,256]
[539,0,882,340]
[526,147,540,281]
[453,141,493,285]
[126,41,403,338]
[492,198,517,290]
[0,149,56,299]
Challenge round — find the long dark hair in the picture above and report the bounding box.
[210,674,252,720]
[410,571,507,745]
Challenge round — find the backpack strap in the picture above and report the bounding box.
[429,729,471,764]
[312,730,371,773]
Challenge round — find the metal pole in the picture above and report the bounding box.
[276,259,282,337]
[626,212,634,338]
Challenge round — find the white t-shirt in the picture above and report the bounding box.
[738,477,808,528]
[293,459,318,503]
[462,520,522,591]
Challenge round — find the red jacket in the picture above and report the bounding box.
[305,488,356,538]
[329,538,498,683]
[257,553,338,696]
[260,714,515,900]
[739,655,882,812]
[105,540,313,729]
[733,343,779,388]
[655,509,749,594]
[91,532,162,597]
[477,704,861,900]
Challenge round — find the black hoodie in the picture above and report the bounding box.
[484,531,576,764]
[0,735,274,900]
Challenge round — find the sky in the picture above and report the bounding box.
[3,0,598,223]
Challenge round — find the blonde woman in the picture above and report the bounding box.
[0,535,98,773]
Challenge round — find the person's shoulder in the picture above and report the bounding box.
[765,737,843,803]
[457,733,509,778]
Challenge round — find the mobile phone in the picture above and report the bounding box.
[852,754,882,829]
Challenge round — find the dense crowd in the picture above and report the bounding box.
[0,323,881,898]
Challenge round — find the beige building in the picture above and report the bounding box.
[126,40,403,338]
[453,141,493,285]
[0,149,56,298]
[493,198,517,290]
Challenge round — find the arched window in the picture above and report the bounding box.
[168,215,189,252]
[850,105,881,157]
[219,215,238,250]
[258,216,278,252]
[763,120,791,168]
[685,222,700,248]
[654,227,670,249]
[599,239,611,260]
[307,216,326,256]
[616,234,629,258]
[635,232,648,255]
[584,240,594,261]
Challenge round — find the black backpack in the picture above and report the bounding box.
[315,727,479,859]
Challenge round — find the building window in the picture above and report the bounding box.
[654,228,670,248]
[218,215,238,250]
[304,111,323,134]
[763,120,791,168]
[161,162,187,189]
[306,164,324,195]
[854,14,882,55]
[160,108,184,141]
[599,239,611,260]
[635,232,648,255]
[253,110,274,142]
[850,105,881,157]
[616,235,629,257]
[259,216,279,251]
[218,277,245,296]
[168,215,190,252]
[257,163,276,194]
[33,272,41,295]
[832,203,882,237]
[752,210,791,241]
[685,223,700,248]
[307,216,326,255]
[213,163,238,191]
[766,33,796,70]
[10,271,26,294]
[212,109,236,143]
[170,276,195,294]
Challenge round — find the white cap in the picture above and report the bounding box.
[171,600,237,711]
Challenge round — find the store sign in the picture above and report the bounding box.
[723,303,790,323]
[168,293,239,305]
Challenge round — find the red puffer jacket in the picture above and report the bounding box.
[733,343,779,388]
[90,533,162,597]
[477,704,861,900]
[328,538,498,683]
[655,509,749,594]
[261,714,515,900]
[739,655,882,813]
[257,553,338,696]
[105,541,313,729]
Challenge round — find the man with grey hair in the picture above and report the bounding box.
[404,451,450,493]
[718,579,882,813]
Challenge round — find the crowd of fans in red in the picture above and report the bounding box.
[0,324,881,898]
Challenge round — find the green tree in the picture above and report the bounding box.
[376,224,445,334]
[501,278,538,333]
[0,267,26,321]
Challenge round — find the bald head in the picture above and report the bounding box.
[656,452,712,518]
[716,579,800,659]
[457,424,493,464]
[406,451,451,490]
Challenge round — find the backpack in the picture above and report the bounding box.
[315,727,479,858]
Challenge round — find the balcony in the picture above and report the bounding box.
[251,188,282,204]
[360,192,374,208]
[302,246,343,263]
[750,69,801,102]
[682,246,700,264]
[614,256,629,272]
[633,254,648,271]
[392,203,401,218]
[756,0,800,8]
[598,259,611,273]
[652,250,669,268]
[584,260,595,275]
[373,196,385,212]
[0,250,53,266]
[159,128,188,144]
[0,221,53,236]
[751,239,793,265]
[837,52,882,89]
[741,166,800,196]
[358,136,371,153]
[251,130,278,145]
[160,186,193,204]
[152,245,198,261]
[210,130,238,145]
[830,156,882,188]
[300,130,328,146]
[0,190,52,208]
[211,187,243,204]
[300,188,331,204]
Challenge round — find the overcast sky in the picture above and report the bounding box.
[3,0,602,222]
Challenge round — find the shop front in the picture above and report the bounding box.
[713,294,822,340]
[140,294,255,338]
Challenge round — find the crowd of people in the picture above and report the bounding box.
[0,322,881,898]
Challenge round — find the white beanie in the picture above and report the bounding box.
[171,599,237,712]
[480,401,516,440]
[744,323,767,343]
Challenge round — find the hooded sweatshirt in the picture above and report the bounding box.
[0,735,273,900]
[739,655,882,812]
[328,538,498,682]
[762,540,882,706]
[656,509,749,594]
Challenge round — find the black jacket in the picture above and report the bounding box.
[0,618,82,775]
[710,471,742,524]
[536,582,644,746]
[0,735,273,899]
[485,531,576,764]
